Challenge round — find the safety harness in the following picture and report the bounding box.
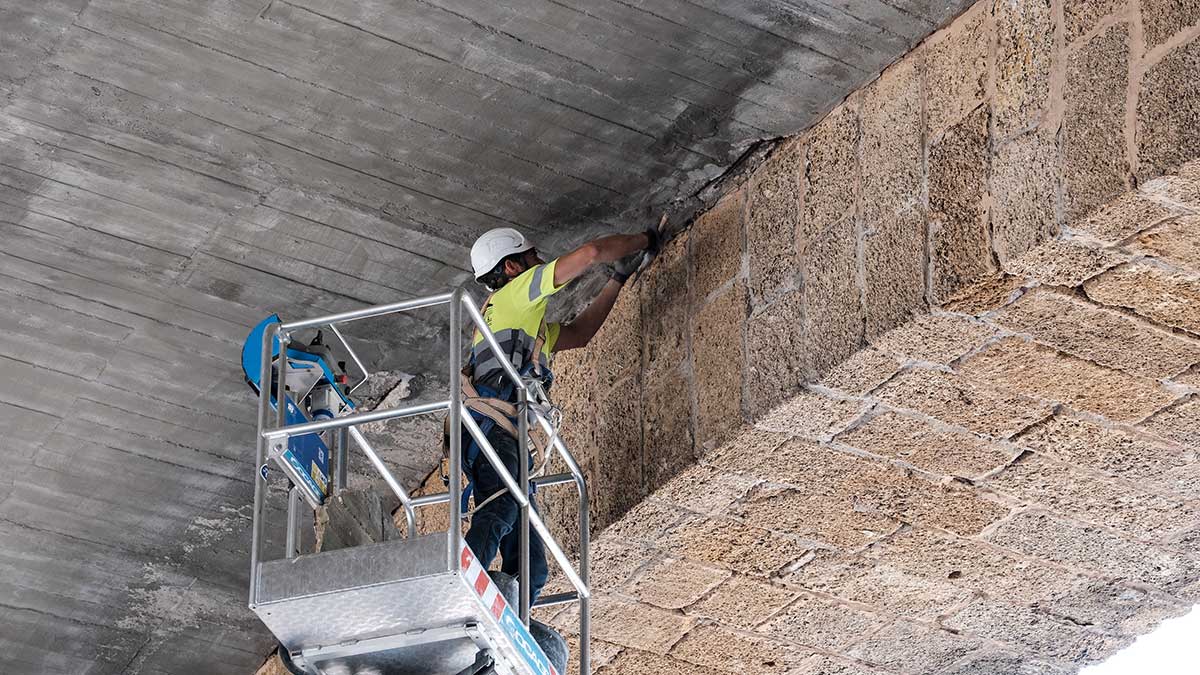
[442,294,560,516]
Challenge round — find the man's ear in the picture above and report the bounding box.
[503,258,525,278]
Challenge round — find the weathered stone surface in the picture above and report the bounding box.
[692,282,746,451]
[1141,0,1200,50]
[945,597,1117,663]
[1017,413,1200,499]
[958,337,1177,422]
[641,365,695,490]
[985,451,1194,534]
[747,143,800,305]
[688,574,798,629]
[746,291,809,416]
[1084,262,1200,334]
[588,538,653,592]
[803,104,859,237]
[847,620,982,674]
[691,187,745,303]
[701,428,790,475]
[732,481,899,548]
[760,593,886,651]
[628,556,730,610]
[604,497,686,544]
[594,377,645,527]
[991,129,1061,263]
[929,106,992,302]
[1064,23,1130,221]
[791,654,881,675]
[1002,239,1126,287]
[596,648,713,675]
[817,347,901,395]
[859,57,922,227]
[940,650,1072,675]
[870,313,997,364]
[1140,396,1200,448]
[925,5,989,141]
[660,515,809,576]
[940,273,1027,315]
[992,288,1200,378]
[793,557,974,621]
[865,206,927,339]
[988,510,1200,591]
[752,391,864,439]
[1037,576,1190,637]
[587,284,643,392]
[570,638,623,675]
[852,471,1010,537]
[1064,0,1124,43]
[1143,171,1200,211]
[560,595,692,654]
[875,368,1052,438]
[640,233,689,374]
[655,462,758,515]
[803,217,865,377]
[1137,39,1200,181]
[837,411,1016,479]
[1073,192,1176,242]
[670,623,809,675]
[1132,216,1200,272]
[994,0,1054,137]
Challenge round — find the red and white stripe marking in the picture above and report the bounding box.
[461,543,509,622]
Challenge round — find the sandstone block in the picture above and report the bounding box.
[1064,23,1131,221]
[687,574,798,629]
[940,273,1027,315]
[1084,262,1200,334]
[670,623,810,675]
[939,650,1072,675]
[958,337,1177,422]
[1074,192,1176,242]
[692,282,747,451]
[660,515,809,576]
[759,592,886,652]
[984,451,1194,535]
[803,216,864,377]
[794,559,974,621]
[655,462,758,515]
[640,233,689,374]
[994,0,1054,137]
[628,556,730,610]
[791,654,881,675]
[587,538,653,592]
[701,428,791,476]
[817,347,901,395]
[1017,413,1200,500]
[994,288,1200,378]
[991,129,1061,264]
[945,597,1117,664]
[864,206,927,339]
[747,142,801,305]
[731,482,899,548]
[594,377,645,528]
[1140,396,1200,448]
[850,469,1010,537]
[570,638,622,675]
[1132,216,1200,272]
[875,367,1052,438]
[753,387,865,439]
[596,648,713,675]
[925,5,989,141]
[604,497,687,544]
[1142,171,1200,211]
[1137,40,1200,181]
[837,411,1016,479]
[641,365,694,491]
[587,285,642,391]
[847,620,982,674]
[709,434,859,490]
[561,595,693,654]
[988,510,1200,591]
[804,104,859,237]
[691,187,745,302]
[1141,0,1200,49]
[1002,239,1126,287]
[1038,576,1190,638]
[870,313,997,364]
[1064,0,1124,43]
[745,290,809,416]
[860,57,922,227]
[929,106,992,302]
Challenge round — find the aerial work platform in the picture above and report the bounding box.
[242,290,590,675]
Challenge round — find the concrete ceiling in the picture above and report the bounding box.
[1,0,974,672]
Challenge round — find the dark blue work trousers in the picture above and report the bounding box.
[463,423,549,603]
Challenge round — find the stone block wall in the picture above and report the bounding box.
[542,0,1200,545]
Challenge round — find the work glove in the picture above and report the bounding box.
[610,251,645,284]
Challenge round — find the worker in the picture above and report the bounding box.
[462,225,657,602]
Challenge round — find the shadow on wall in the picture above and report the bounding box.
[542,0,1200,547]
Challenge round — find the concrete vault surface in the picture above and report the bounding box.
[537,164,1200,674]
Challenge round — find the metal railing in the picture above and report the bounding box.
[248,288,591,674]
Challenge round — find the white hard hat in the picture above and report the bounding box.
[470,227,534,279]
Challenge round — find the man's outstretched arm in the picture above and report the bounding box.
[551,232,651,288]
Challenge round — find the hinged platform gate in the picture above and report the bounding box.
[247,289,590,675]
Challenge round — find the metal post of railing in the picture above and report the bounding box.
[517,386,531,626]
[347,426,417,537]
[335,428,348,494]
[285,485,301,559]
[248,322,278,607]
[447,287,464,572]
